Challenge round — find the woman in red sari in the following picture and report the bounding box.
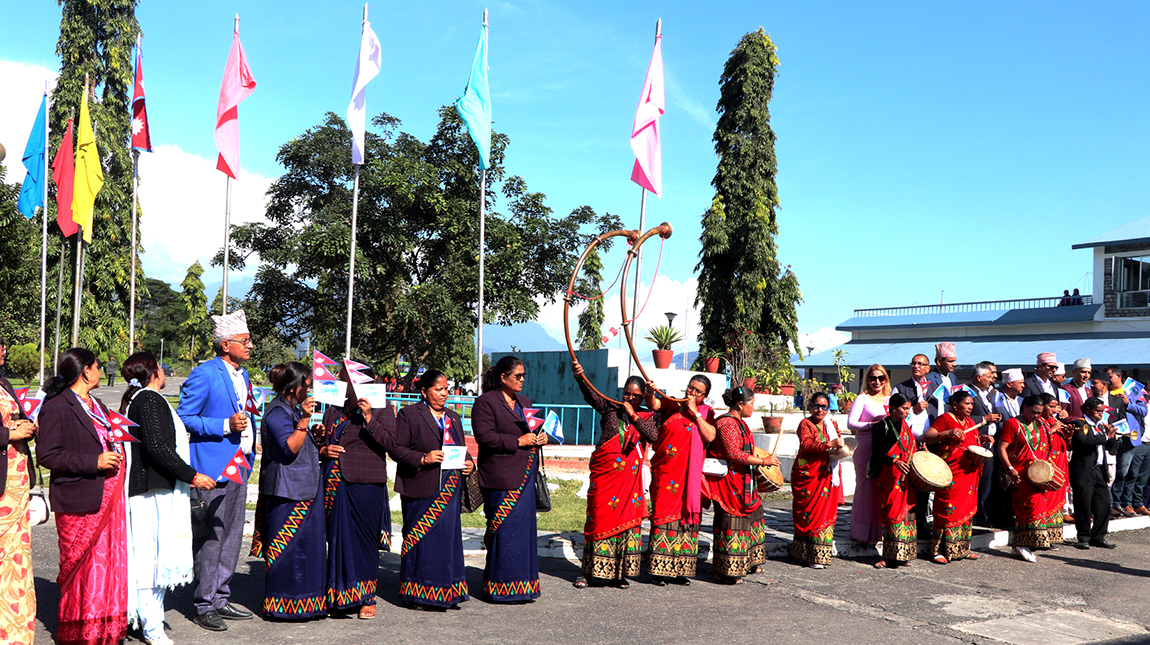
[645,374,715,585]
[1039,393,1070,546]
[869,393,916,569]
[997,395,1053,562]
[790,392,845,569]
[924,391,992,564]
[572,361,658,589]
[705,386,779,584]
[37,349,128,645]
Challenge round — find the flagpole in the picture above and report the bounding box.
[222,175,231,315]
[53,241,65,362]
[38,82,49,385]
[345,3,370,358]
[626,18,660,380]
[129,149,139,350]
[72,77,90,347]
[477,166,486,377]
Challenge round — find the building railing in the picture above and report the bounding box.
[854,295,1093,318]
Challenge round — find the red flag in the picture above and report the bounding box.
[19,398,42,418]
[131,38,152,152]
[313,350,339,381]
[106,410,140,442]
[221,448,251,484]
[215,22,257,178]
[51,120,77,237]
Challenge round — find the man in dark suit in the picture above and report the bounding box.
[925,342,958,422]
[895,353,935,537]
[968,362,1003,525]
[1070,397,1119,549]
[1021,352,1059,400]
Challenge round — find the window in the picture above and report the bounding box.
[1116,255,1150,308]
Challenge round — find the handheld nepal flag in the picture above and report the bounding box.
[313,349,340,382]
[215,20,257,179]
[630,32,663,197]
[17,95,47,219]
[72,84,104,243]
[51,119,78,237]
[455,13,491,170]
[220,448,252,484]
[131,36,152,152]
[106,410,140,443]
[346,10,382,165]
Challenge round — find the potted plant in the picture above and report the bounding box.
[742,367,758,391]
[699,347,724,374]
[758,363,797,433]
[644,325,683,369]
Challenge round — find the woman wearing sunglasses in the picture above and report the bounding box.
[472,356,547,603]
[790,392,845,569]
[848,363,892,544]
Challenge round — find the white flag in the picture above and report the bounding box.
[347,14,382,165]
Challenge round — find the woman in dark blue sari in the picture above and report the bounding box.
[472,356,548,603]
[252,362,327,619]
[318,364,397,619]
[392,370,472,610]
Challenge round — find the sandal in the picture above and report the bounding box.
[933,555,948,565]
[669,576,691,586]
[573,576,588,589]
[749,565,764,574]
[613,579,630,589]
[966,552,980,560]
[714,575,743,585]
[809,563,825,570]
[873,560,888,569]
[650,575,667,587]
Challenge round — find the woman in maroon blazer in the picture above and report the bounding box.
[392,369,473,610]
[37,348,127,645]
[472,356,547,603]
[317,366,397,620]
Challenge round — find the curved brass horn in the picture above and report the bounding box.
[563,228,640,406]
[619,222,685,403]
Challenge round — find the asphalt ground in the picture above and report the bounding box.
[28,518,1150,645]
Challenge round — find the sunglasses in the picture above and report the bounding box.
[506,372,526,381]
[910,361,929,367]
[868,375,887,382]
[810,404,829,411]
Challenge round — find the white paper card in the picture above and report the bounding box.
[313,380,348,406]
[353,383,388,408]
[441,445,467,470]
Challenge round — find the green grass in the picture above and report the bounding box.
[388,476,587,534]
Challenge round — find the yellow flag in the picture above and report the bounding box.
[71,84,103,243]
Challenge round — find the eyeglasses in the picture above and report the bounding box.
[506,372,526,381]
[685,386,704,396]
[810,404,829,411]
[226,338,254,347]
[910,361,929,367]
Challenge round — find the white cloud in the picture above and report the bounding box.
[664,69,714,131]
[0,59,274,290]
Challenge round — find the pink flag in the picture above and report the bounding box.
[131,37,153,152]
[629,33,664,197]
[215,22,257,179]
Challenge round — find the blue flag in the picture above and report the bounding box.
[541,410,564,445]
[455,16,491,170]
[17,95,47,219]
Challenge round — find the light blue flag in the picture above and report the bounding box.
[455,17,491,170]
[17,95,47,219]
[542,410,564,445]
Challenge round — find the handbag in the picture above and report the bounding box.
[459,469,483,514]
[28,457,50,526]
[535,447,552,512]
[702,457,729,477]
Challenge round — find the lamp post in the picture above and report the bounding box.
[664,312,677,370]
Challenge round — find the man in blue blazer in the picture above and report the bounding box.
[179,310,257,631]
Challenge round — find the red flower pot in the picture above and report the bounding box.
[702,358,722,373]
[652,349,674,369]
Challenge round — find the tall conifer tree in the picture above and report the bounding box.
[696,28,801,358]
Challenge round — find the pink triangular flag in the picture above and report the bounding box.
[214,22,257,178]
[629,34,664,197]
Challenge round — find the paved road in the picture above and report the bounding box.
[86,376,186,403]
[28,518,1150,645]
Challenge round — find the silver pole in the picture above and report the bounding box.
[71,234,84,346]
[627,188,647,378]
[345,164,360,357]
[160,338,164,366]
[53,241,65,365]
[477,168,486,378]
[37,83,49,384]
[222,176,231,314]
[129,149,139,350]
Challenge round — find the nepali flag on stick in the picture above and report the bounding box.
[246,380,269,416]
[313,349,339,381]
[221,448,251,484]
[131,35,152,152]
[12,388,42,420]
[106,410,140,443]
[343,358,373,384]
[522,407,545,433]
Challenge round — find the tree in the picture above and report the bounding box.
[0,166,40,346]
[137,277,183,355]
[179,262,208,361]
[696,29,802,360]
[47,0,145,358]
[226,108,620,382]
[575,246,606,350]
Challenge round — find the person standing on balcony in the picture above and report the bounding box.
[1022,353,1058,399]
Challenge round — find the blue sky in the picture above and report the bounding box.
[3,1,1149,353]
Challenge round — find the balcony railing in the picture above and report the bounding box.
[854,295,1093,318]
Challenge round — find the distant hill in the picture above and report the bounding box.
[482,322,565,354]
[670,350,699,369]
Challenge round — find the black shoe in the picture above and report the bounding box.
[1074,541,1090,550]
[217,603,254,620]
[193,610,227,632]
[669,576,691,586]
[650,575,667,586]
[1089,538,1117,549]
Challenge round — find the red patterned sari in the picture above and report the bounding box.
[999,418,1054,548]
[930,413,980,560]
[790,418,844,566]
[1041,415,1070,544]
